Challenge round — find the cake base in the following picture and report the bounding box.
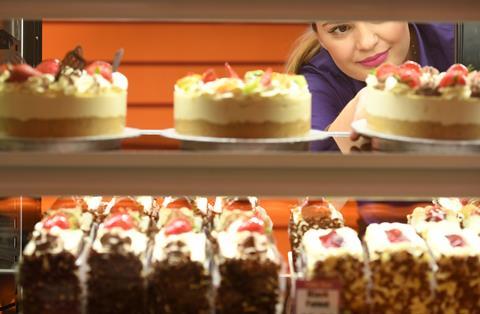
[0,116,125,138]
[367,114,480,140]
[175,119,310,138]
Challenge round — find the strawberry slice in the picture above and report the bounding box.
[111,197,142,214]
[224,199,253,211]
[237,216,265,234]
[446,234,466,247]
[385,228,409,243]
[447,64,469,76]
[375,63,398,81]
[166,197,192,209]
[104,213,135,230]
[260,68,273,87]
[439,70,467,88]
[399,61,422,74]
[225,62,240,79]
[43,213,70,230]
[426,206,446,222]
[165,218,192,235]
[202,68,217,83]
[85,61,113,82]
[319,230,344,248]
[6,64,42,83]
[36,59,61,75]
[396,67,421,88]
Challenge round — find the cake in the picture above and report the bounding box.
[425,226,480,313]
[20,211,85,314]
[147,215,212,313]
[299,228,367,313]
[214,214,281,314]
[407,203,462,237]
[288,197,344,268]
[362,61,480,140]
[86,211,148,314]
[0,46,128,138]
[365,223,434,314]
[174,64,311,138]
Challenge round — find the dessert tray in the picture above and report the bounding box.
[352,119,480,153]
[0,127,142,152]
[145,128,350,151]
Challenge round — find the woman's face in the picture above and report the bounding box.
[314,22,411,81]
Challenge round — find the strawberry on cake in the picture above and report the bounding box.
[362,61,480,140]
[0,46,128,138]
[174,63,311,138]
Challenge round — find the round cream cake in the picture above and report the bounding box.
[0,63,127,138]
[362,62,480,140]
[174,68,311,138]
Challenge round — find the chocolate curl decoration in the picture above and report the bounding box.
[112,48,124,72]
[57,45,86,79]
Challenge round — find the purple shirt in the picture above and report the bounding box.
[300,23,455,150]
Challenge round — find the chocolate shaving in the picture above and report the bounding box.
[112,48,124,72]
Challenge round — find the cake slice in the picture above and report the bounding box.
[425,226,480,313]
[147,215,212,314]
[407,203,461,237]
[299,227,367,314]
[86,211,148,314]
[215,214,281,314]
[20,211,85,314]
[365,223,434,314]
[288,198,344,268]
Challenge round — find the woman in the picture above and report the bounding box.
[287,22,454,151]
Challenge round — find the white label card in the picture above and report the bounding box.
[295,279,340,314]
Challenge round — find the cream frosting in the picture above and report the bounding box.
[302,228,363,274]
[92,227,148,256]
[363,87,480,125]
[365,223,428,260]
[425,227,480,258]
[217,230,278,262]
[152,231,206,263]
[407,205,461,236]
[23,228,84,256]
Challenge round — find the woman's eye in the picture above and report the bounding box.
[329,25,351,34]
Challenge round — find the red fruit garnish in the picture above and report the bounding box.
[375,63,398,81]
[447,64,469,76]
[439,71,467,88]
[446,234,466,247]
[225,62,239,79]
[202,68,217,83]
[237,216,265,234]
[301,201,332,220]
[261,68,273,86]
[51,196,88,211]
[85,61,113,82]
[165,218,193,236]
[166,198,192,209]
[319,230,344,248]
[224,199,253,211]
[426,206,446,222]
[6,64,42,83]
[399,61,422,74]
[110,197,142,214]
[43,213,70,230]
[36,59,61,75]
[396,67,421,88]
[385,228,409,243]
[104,213,135,230]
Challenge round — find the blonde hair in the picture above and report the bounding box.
[285,28,321,74]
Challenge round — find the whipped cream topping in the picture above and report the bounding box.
[93,227,148,256]
[217,229,278,262]
[365,223,428,260]
[0,66,128,96]
[302,227,363,261]
[408,205,461,236]
[425,227,480,258]
[24,228,84,256]
[152,231,206,263]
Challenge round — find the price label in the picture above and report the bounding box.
[294,279,340,314]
